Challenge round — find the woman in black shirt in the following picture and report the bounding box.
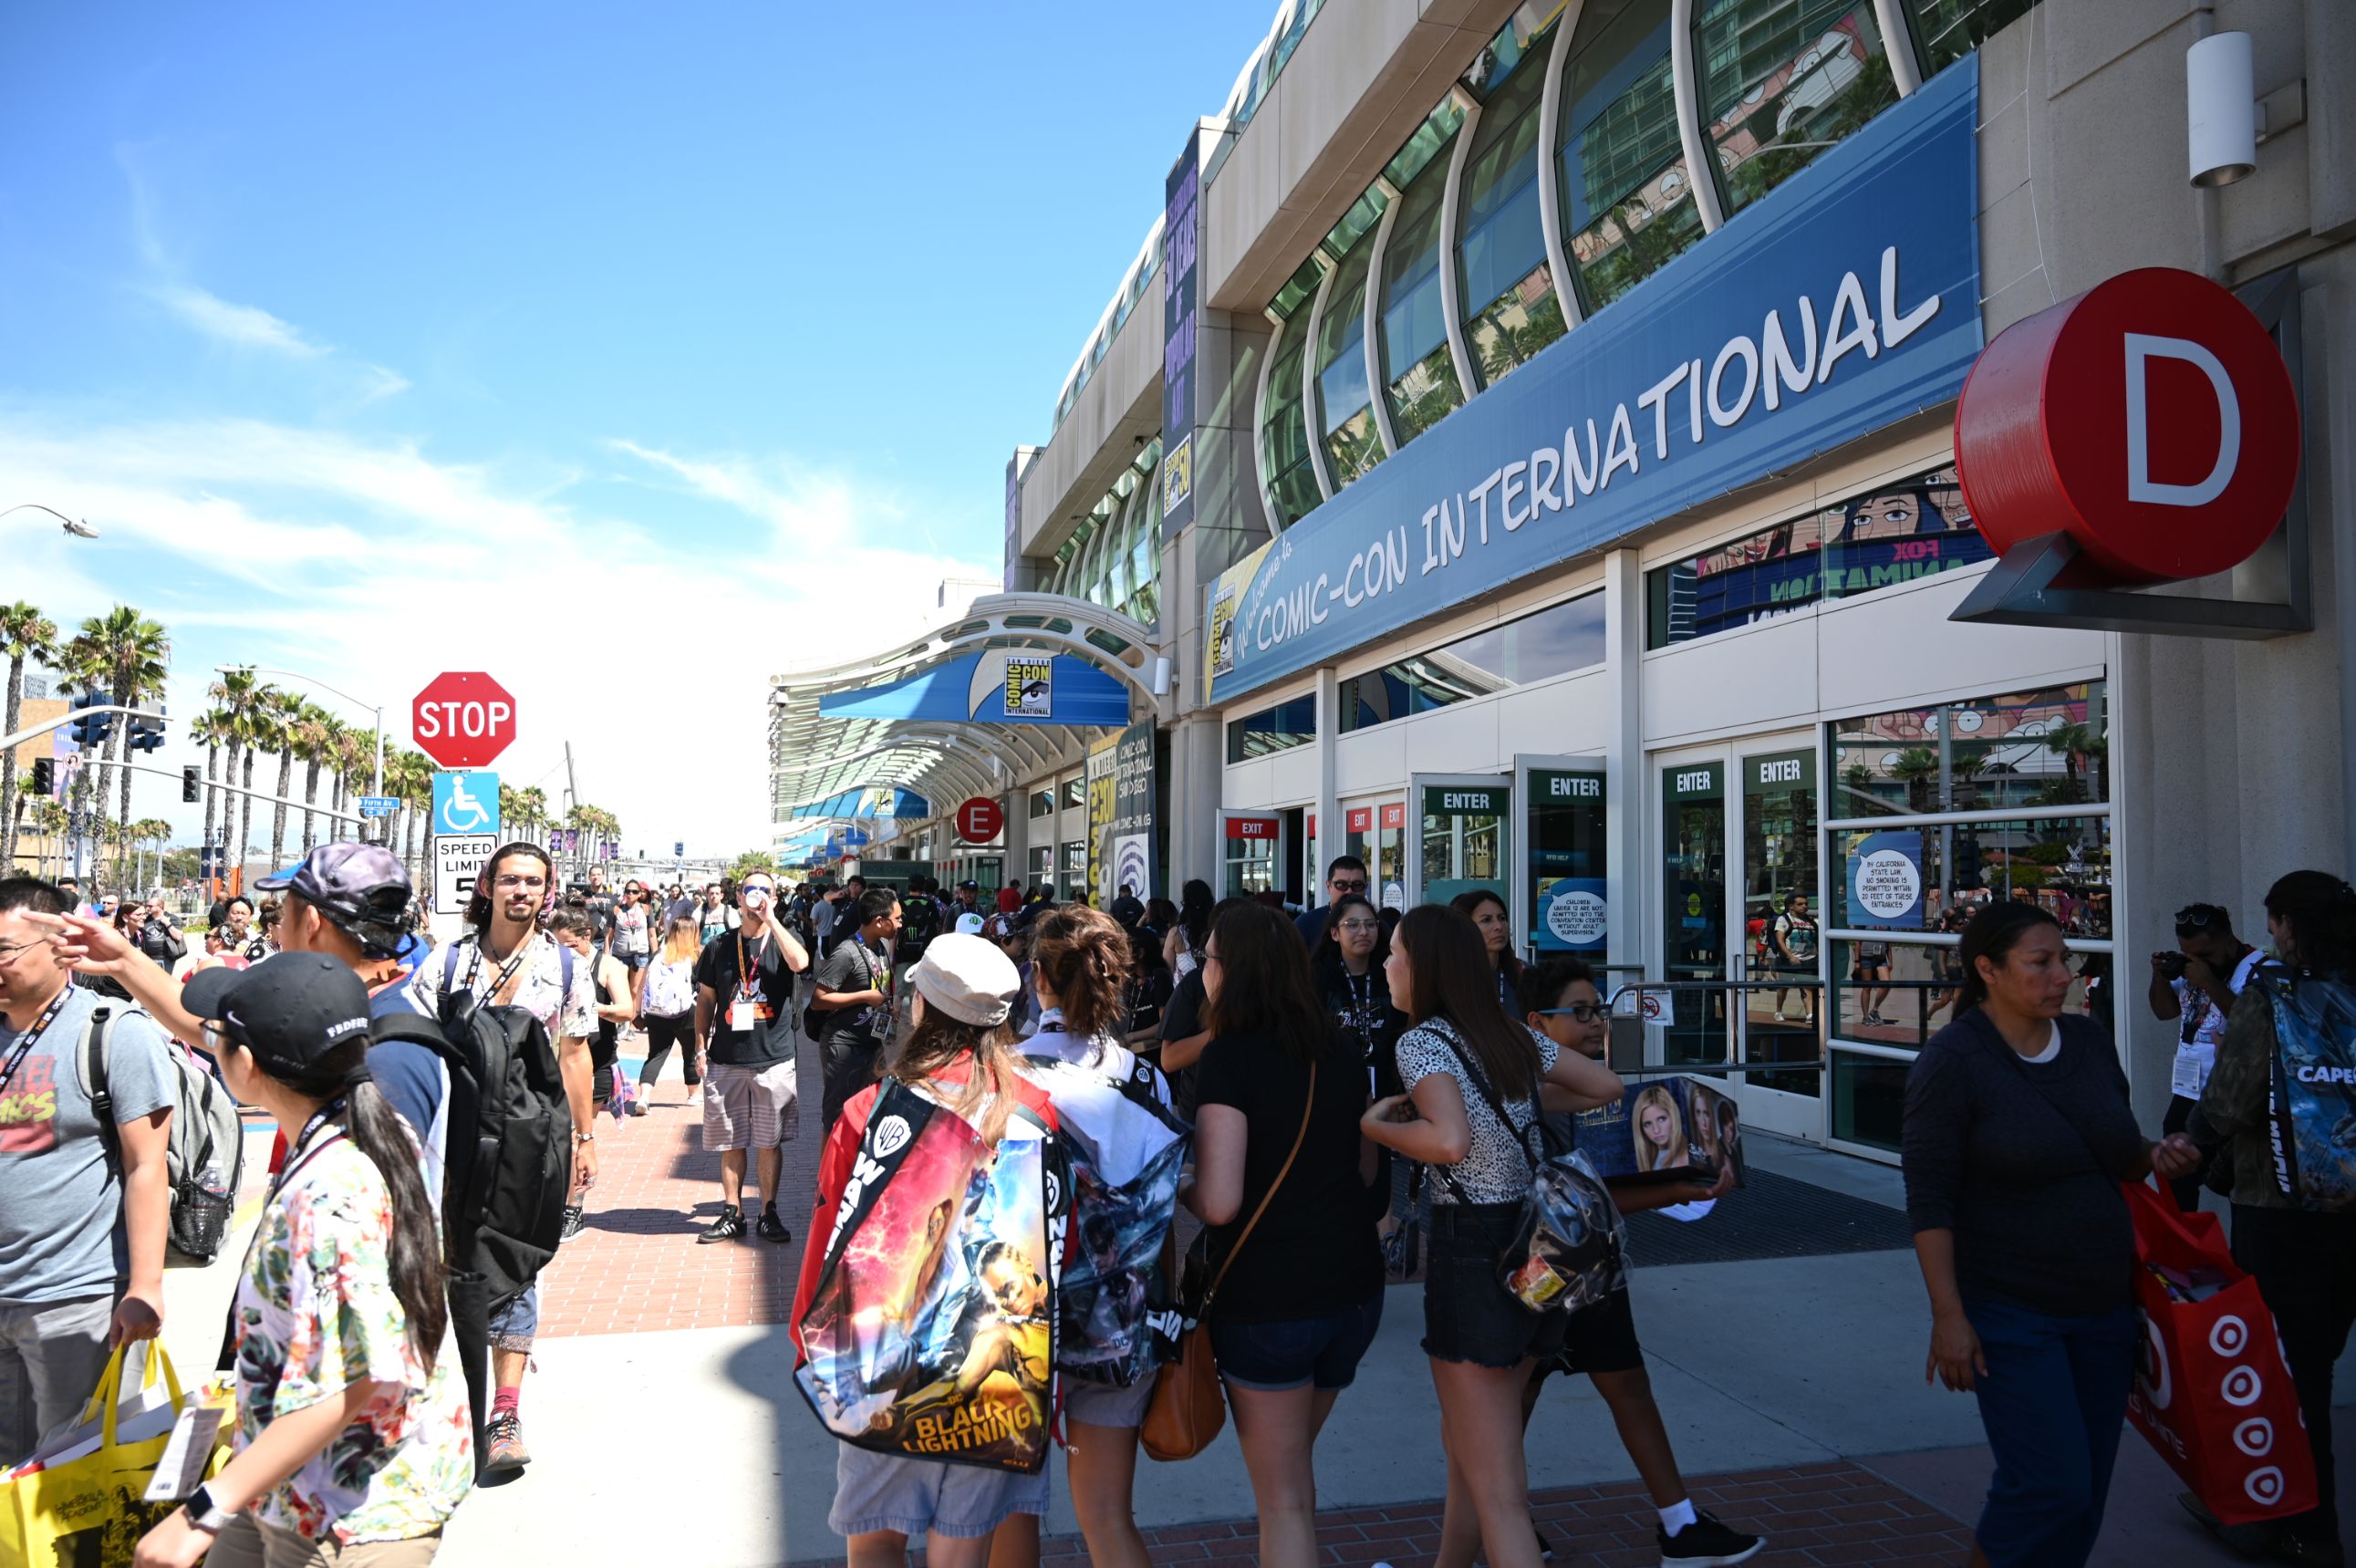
[1903,901,2197,1568]
[1183,901,1383,1568]
[1451,888,1523,1011]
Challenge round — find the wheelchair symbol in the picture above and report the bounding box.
[439,775,491,834]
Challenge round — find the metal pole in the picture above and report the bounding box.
[372,705,384,798]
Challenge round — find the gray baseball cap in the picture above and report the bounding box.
[255,842,413,958]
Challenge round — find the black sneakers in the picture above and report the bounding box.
[756,1208,792,1244]
[699,1204,745,1243]
[1657,1511,1763,1565]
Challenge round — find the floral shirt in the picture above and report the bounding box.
[406,929,597,1043]
[230,1135,472,1543]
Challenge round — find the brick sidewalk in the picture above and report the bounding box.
[533,1034,830,1336]
[795,1460,1973,1567]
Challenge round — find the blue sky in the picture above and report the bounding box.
[0,0,1272,857]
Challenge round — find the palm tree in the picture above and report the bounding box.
[518,785,549,847]
[70,606,171,889]
[265,687,306,866]
[310,711,348,846]
[1890,747,1940,813]
[131,817,172,892]
[290,701,335,855]
[206,670,271,876]
[391,749,433,881]
[189,707,234,873]
[0,602,59,873]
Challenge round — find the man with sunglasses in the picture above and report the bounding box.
[2146,901,2261,1209]
[1293,855,1371,947]
[691,870,808,1242]
[0,876,176,1465]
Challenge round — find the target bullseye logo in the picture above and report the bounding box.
[2223,1366,2266,1407]
[2138,1316,2174,1409]
[2235,1417,2276,1458]
[2211,1315,2251,1356]
[2247,1467,2287,1508]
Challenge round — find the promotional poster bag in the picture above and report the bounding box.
[2123,1181,2318,1525]
[796,1079,1070,1474]
[0,1345,230,1568]
[2258,965,2356,1210]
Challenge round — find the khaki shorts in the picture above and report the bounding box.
[205,1515,441,1568]
[701,1060,801,1151]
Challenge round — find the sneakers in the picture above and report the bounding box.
[483,1410,530,1474]
[559,1205,584,1242]
[628,1096,649,1117]
[1532,1520,1556,1560]
[1658,1511,1763,1565]
[699,1204,745,1243]
[756,1208,792,1244]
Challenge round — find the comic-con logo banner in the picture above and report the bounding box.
[1206,57,1983,706]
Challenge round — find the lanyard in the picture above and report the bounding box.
[0,985,77,1100]
[462,934,535,1005]
[735,924,771,996]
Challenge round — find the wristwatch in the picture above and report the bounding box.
[573,1131,597,1145]
[183,1483,234,1533]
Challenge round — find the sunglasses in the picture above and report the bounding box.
[1335,919,1380,933]
[1330,878,1368,894]
[2174,905,2223,927]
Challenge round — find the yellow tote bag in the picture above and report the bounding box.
[0,1345,231,1568]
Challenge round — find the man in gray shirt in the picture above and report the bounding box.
[0,876,176,1462]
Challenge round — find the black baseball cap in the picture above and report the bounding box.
[183,953,373,1079]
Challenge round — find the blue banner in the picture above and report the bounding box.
[819,649,1129,729]
[1207,57,1981,704]
[1845,829,1927,930]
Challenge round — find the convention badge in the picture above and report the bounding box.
[144,1403,223,1501]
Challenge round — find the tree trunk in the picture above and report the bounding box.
[202,744,219,880]
[301,759,321,854]
[327,766,345,844]
[271,749,293,865]
[0,651,22,872]
[114,691,134,889]
[238,751,255,885]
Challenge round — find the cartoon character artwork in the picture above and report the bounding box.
[796,1083,1069,1473]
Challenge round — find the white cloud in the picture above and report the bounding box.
[0,417,995,857]
[147,284,326,358]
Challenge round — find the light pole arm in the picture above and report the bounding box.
[0,706,165,754]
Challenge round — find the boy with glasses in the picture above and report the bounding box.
[1293,855,1370,947]
[1516,957,1762,1564]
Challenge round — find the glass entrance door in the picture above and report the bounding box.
[1658,758,1729,1071]
[1410,775,1509,909]
[1519,762,1609,969]
[1342,801,1409,911]
[1736,744,1822,1133]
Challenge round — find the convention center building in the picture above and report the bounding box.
[772,0,2354,1159]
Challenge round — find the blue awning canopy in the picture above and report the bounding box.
[819,649,1128,729]
[788,786,931,820]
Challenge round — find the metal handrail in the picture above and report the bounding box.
[1824,803,2112,830]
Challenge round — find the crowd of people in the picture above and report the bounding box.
[4,845,2354,1568]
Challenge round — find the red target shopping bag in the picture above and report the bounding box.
[2123,1181,2316,1525]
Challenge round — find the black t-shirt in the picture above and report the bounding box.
[1315,958,1406,1102]
[1194,1027,1384,1324]
[811,935,891,1052]
[583,892,617,944]
[693,924,800,1068]
[1159,968,1209,1120]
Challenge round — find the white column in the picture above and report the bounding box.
[1536,5,1588,332]
[1603,548,1647,977]
[1437,97,1485,397]
[1313,664,1340,902]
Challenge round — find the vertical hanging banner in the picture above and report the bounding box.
[1160,130,1201,543]
[1108,719,1158,901]
[1085,734,1119,904]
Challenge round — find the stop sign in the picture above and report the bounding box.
[954,796,1004,842]
[412,671,517,769]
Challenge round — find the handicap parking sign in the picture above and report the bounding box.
[431,770,501,837]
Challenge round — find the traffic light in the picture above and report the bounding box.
[30,758,53,795]
[182,766,201,803]
[67,691,115,748]
[130,712,167,753]
[1954,833,1984,891]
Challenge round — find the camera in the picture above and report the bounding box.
[2154,950,2189,979]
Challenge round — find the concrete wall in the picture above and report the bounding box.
[1018,267,1167,564]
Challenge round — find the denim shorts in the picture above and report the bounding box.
[488,1284,538,1352]
[1210,1292,1384,1392]
[828,1443,1049,1539]
[1422,1201,1568,1368]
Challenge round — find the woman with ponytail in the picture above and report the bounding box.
[137,952,470,1568]
[2188,871,2356,1562]
[1902,902,2196,1568]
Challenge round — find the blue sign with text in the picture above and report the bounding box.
[431,770,500,837]
[1207,57,1982,704]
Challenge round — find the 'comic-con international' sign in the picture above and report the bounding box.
[1205,58,1983,706]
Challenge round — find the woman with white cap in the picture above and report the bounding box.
[133,953,471,1568]
[791,933,1059,1568]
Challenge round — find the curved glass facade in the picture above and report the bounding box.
[1458,29,1564,389]
[1696,0,1901,214]
[1260,314,1321,528]
[1377,131,1463,445]
[1316,236,1386,486]
[1045,440,1163,625]
[1555,0,1704,317]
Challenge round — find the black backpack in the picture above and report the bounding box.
[370,955,574,1474]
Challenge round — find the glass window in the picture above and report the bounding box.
[1315,237,1386,487]
[1027,845,1053,877]
[1646,467,1994,649]
[1261,314,1322,528]
[1226,694,1318,763]
[1904,0,2038,78]
[1028,788,1054,819]
[1377,138,1465,444]
[1557,0,1706,316]
[1341,591,1605,732]
[1061,841,1087,898]
[1697,0,1901,214]
[1460,47,1566,389]
[1830,682,2111,821]
[1063,777,1085,809]
[1225,828,1278,897]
